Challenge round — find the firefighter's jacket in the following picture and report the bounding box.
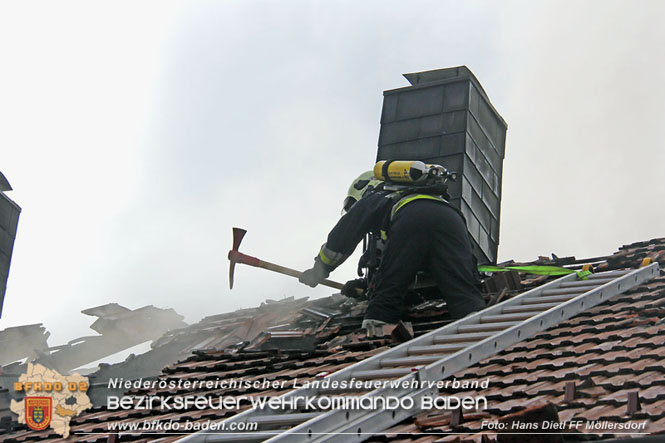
[316,190,448,272]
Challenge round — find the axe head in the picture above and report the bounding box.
[229,227,248,289]
[232,227,247,251]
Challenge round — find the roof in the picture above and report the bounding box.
[374,268,665,440]
[1,238,664,442]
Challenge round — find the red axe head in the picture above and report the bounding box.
[228,227,247,289]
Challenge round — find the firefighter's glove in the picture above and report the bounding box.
[299,260,330,288]
[342,278,368,299]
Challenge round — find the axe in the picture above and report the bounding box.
[228,227,345,291]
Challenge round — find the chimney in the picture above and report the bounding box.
[376,66,507,264]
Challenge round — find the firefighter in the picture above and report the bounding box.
[299,166,486,329]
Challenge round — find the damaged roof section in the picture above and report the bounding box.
[0,324,49,367]
[85,296,346,405]
[34,303,186,375]
[0,303,186,415]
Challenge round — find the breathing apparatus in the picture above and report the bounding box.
[373,160,457,185]
[343,161,457,213]
[372,160,457,202]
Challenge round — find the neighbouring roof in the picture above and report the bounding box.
[0,172,12,192]
[2,238,664,442]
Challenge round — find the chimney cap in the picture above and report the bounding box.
[403,65,474,85]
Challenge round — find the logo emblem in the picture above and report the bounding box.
[25,397,52,431]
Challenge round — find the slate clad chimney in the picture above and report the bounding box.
[376,66,507,264]
[0,171,21,318]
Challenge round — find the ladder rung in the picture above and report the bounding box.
[433,332,494,344]
[502,302,560,313]
[586,269,632,279]
[254,412,321,426]
[457,321,521,333]
[560,278,613,288]
[353,367,415,380]
[480,312,535,323]
[542,287,587,296]
[408,343,465,354]
[380,354,447,367]
[522,294,577,304]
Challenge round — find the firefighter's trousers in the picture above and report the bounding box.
[365,200,487,323]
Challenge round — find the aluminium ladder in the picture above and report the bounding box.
[179,263,660,443]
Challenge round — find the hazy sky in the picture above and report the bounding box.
[1,1,664,346]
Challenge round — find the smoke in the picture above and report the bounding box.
[0,1,663,346]
[497,0,665,261]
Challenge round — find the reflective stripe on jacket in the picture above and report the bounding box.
[390,193,449,220]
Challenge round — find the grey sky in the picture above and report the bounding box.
[1,1,664,345]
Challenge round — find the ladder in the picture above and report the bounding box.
[179,263,660,443]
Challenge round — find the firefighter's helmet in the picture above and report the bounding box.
[342,171,381,214]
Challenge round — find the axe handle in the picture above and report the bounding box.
[229,250,344,290]
[260,261,345,290]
